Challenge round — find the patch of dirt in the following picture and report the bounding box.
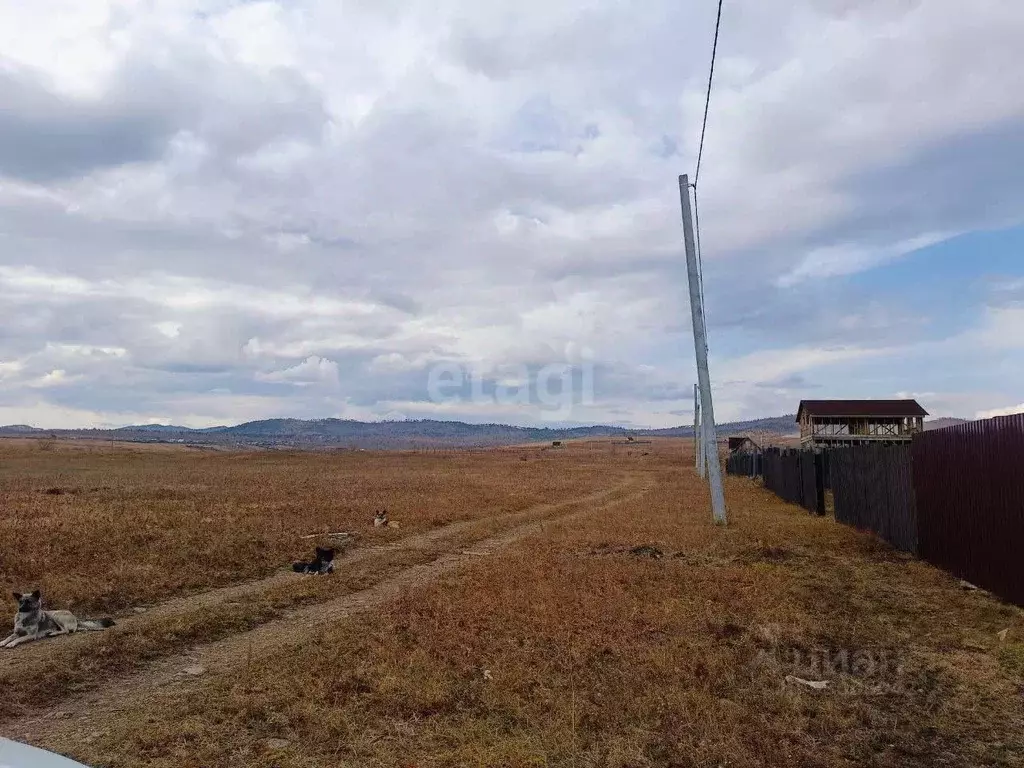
[585,543,667,559]
[707,619,746,641]
[580,543,802,565]
[629,545,664,559]
[737,544,802,563]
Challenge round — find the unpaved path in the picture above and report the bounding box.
[0,478,633,675]
[1,479,649,746]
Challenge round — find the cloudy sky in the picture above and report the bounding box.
[1,0,1022,429]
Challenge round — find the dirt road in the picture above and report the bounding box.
[1,478,650,750]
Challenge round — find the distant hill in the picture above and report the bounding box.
[638,415,797,438]
[0,414,799,450]
[118,423,230,433]
[924,417,969,431]
[121,424,200,433]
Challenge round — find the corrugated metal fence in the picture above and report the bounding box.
[831,444,917,553]
[819,449,834,491]
[758,448,824,515]
[913,414,1024,605]
[800,452,824,516]
[725,451,761,478]
[722,416,1023,606]
[762,449,799,505]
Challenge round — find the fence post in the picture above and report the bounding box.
[814,451,826,516]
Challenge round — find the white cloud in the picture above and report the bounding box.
[777,231,957,287]
[0,360,25,380]
[716,344,892,386]
[155,321,182,338]
[0,0,1022,428]
[976,403,1024,419]
[254,355,341,388]
[27,369,83,388]
[971,306,1024,350]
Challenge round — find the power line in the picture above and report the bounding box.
[694,0,724,186]
[691,0,724,352]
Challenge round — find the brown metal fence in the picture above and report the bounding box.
[763,448,800,505]
[726,451,761,478]
[725,416,1024,605]
[819,449,834,491]
[760,448,824,515]
[912,414,1024,605]
[831,444,917,553]
[800,452,825,516]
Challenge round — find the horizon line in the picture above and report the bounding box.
[0,413,805,433]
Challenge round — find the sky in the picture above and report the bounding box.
[0,0,1022,429]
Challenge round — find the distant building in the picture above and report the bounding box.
[797,399,928,448]
[728,436,760,453]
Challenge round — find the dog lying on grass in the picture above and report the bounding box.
[2,590,115,649]
[292,546,336,575]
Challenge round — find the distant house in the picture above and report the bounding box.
[797,399,928,448]
[728,436,760,453]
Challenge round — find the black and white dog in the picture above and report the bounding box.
[292,546,336,575]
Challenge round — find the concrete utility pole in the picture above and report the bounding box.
[694,383,703,474]
[678,174,726,525]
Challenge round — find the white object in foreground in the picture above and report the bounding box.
[0,738,92,767]
[785,675,830,690]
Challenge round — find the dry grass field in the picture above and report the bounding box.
[1,437,1023,767]
[0,438,615,613]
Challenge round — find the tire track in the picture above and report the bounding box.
[0,478,633,675]
[1,479,647,742]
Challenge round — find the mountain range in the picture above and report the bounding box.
[0,414,970,450]
[0,415,801,450]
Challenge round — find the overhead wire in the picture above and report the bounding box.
[690,0,724,352]
[694,0,724,187]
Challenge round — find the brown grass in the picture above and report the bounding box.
[0,438,642,720]
[0,439,620,614]
[0,479,641,720]
[3,439,1020,767]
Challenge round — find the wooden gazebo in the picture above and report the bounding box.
[796,399,928,448]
